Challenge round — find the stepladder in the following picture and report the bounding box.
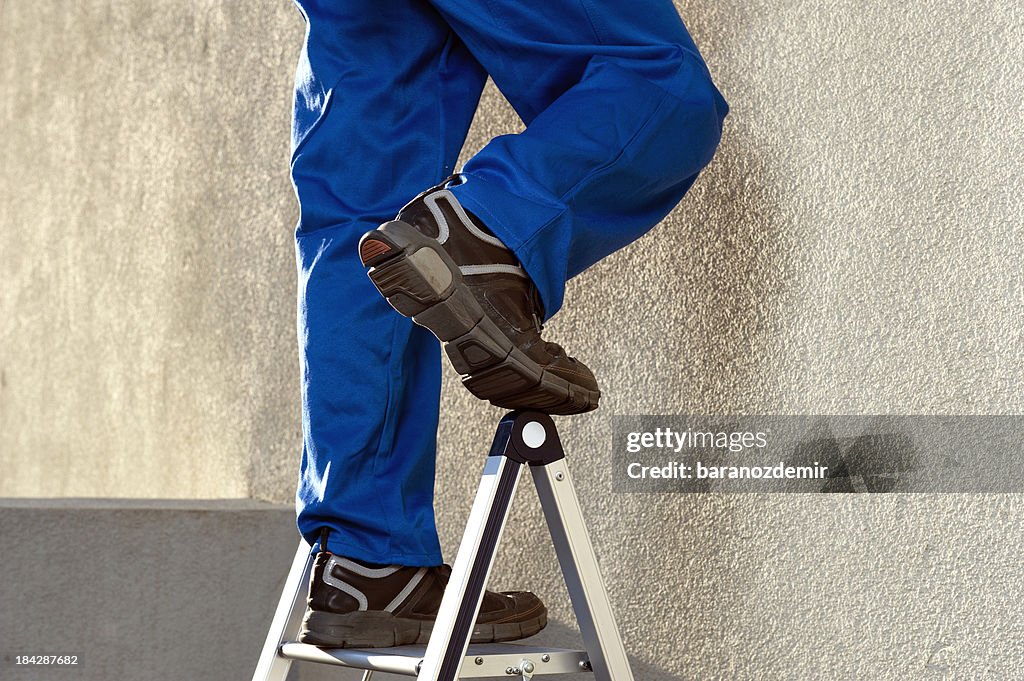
[252,410,635,681]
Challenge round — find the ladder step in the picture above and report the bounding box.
[278,642,591,677]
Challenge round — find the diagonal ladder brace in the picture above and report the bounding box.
[252,410,635,681]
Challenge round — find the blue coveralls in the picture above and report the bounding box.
[292,0,728,566]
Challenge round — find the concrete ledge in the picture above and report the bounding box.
[0,499,366,681]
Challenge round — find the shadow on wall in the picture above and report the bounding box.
[571,109,794,416]
[674,121,794,410]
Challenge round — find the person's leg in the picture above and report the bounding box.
[290,0,487,566]
[429,0,729,318]
[355,0,726,415]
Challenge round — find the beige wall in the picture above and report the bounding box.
[2,1,1022,678]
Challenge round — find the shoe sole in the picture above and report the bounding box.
[298,608,548,648]
[358,220,599,415]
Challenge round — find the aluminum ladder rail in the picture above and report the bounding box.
[252,410,635,681]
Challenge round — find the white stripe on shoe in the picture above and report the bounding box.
[322,556,370,611]
[383,567,428,613]
[425,190,509,250]
[459,263,529,278]
[333,556,402,578]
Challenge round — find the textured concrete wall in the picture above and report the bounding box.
[2,0,1023,679]
[0,1,300,499]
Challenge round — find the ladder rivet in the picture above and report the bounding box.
[541,654,550,663]
[555,471,564,481]
[522,421,547,448]
[579,660,592,671]
[475,657,484,665]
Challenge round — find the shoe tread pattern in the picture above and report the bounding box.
[359,222,599,414]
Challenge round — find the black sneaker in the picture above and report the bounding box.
[358,176,600,415]
[298,551,547,648]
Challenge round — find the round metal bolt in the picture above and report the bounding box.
[555,471,564,481]
[522,661,535,674]
[506,667,516,675]
[522,421,546,448]
[579,660,592,671]
[475,657,484,665]
[541,654,550,663]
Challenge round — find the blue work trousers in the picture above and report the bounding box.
[291,0,728,565]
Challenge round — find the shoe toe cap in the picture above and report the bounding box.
[546,355,600,392]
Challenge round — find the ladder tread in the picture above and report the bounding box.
[279,642,591,677]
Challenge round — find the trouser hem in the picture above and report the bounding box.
[312,536,443,568]
[448,173,567,318]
